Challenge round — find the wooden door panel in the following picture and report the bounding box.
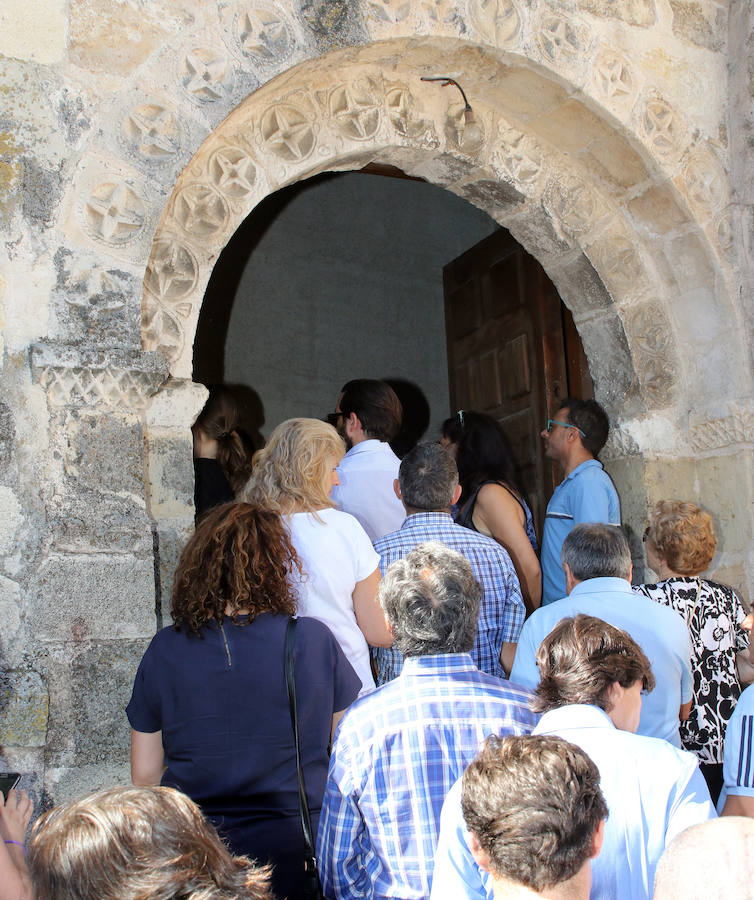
[444,227,593,535]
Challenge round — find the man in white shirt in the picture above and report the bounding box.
[328,379,406,541]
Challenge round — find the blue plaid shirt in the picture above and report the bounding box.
[372,513,525,683]
[317,654,537,900]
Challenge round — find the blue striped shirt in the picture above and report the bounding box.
[719,682,754,812]
[316,654,537,900]
[372,513,525,683]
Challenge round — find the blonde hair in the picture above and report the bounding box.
[647,500,717,576]
[242,418,345,513]
[28,786,273,900]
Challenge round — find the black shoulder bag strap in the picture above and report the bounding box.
[285,618,324,899]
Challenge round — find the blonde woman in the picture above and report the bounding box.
[635,500,749,803]
[243,418,391,692]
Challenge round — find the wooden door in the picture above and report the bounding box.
[443,228,593,535]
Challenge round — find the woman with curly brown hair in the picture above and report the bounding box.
[126,503,360,900]
[635,499,750,803]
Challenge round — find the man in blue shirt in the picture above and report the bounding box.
[432,615,714,900]
[510,523,693,746]
[317,542,537,900]
[373,442,524,683]
[540,397,620,605]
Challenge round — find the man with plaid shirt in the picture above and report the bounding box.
[317,542,537,900]
[372,442,524,683]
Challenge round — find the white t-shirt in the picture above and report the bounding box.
[287,507,380,693]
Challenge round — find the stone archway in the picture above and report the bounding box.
[140,37,751,604]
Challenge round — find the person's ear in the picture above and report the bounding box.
[451,483,462,506]
[591,818,605,859]
[563,562,577,593]
[393,479,402,501]
[468,831,492,874]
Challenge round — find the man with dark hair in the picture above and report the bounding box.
[540,396,620,605]
[373,442,524,683]
[317,542,536,900]
[510,524,693,746]
[329,378,405,540]
[432,616,714,900]
[461,734,607,900]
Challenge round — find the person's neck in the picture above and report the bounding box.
[404,506,449,516]
[657,564,686,582]
[492,863,591,900]
[562,447,594,478]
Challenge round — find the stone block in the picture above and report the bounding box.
[667,233,715,293]
[39,639,150,768]
[0,486,22,555]
[153,521,193,628]
[579,132,649,193]
[533,99,616,155]
[708,563,749,609]
[506,206,573,258]
[0,402,14,473]
[146,436,195,519]
[695,452,754,558]
[577,0,656,26]
[0,0,67,64]
[49,493,153,556]
[45,761,131,808]
[643,456,698,504]
[69,0,194,77]
[603,454,648,579]
[549,252,614,317]
[670,0,726,51]
[488,69,569,123]
[29,555,156,642]
[61,409,144,497]
[0,575,22,662]
[144,379,207,430]
[0,671,49,748]
[576,312,642,414]
[300,0,368,52]
[628,184,688,236]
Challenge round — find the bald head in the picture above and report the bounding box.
[653,818,754,898]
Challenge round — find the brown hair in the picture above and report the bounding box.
[462,734,607,892]
[194,387,253,493]
[242,418,345,514]
[646,500,717,576]
[534,614,655,714]
[28,785,274,900]
[171,502,302,635]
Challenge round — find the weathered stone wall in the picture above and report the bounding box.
[0,0,751,808]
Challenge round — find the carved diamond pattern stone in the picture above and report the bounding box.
[173,184,229,238]
[642,98,683,156]
[180,49,232,104]
[260,104,315,161]
[144,239,198,303]
[329,83,381,141]
[38,366,164,409]
[690,411,754,451]
[124,104,181,160]
[237,6,293,62]
[682,149,726,214]
[468,0,522,48]
[627,304,677,407]
[495,128,541,186]
[593,50,633,100]
[209,146,258,198]
[83,181,146,245]
[591,235,645,292]
[547,177,598,237]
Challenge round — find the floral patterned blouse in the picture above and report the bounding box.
[634,577,748,764]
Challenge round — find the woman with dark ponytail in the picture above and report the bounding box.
[192,386,254,518]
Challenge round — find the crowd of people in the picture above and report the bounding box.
[2,378,753,900]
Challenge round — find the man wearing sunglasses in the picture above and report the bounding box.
[540,397,620,605]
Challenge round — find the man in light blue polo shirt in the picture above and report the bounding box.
[432,615,714,900]
[718,682,754,816]
[540,397,620,605]
[510,523,693,746]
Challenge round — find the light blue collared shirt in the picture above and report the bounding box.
[331,439,405,541]
[719,683,754,812]
[509,577,693,746]
[431,704,715,900]
[540,459,620,605]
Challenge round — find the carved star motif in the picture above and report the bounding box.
[126,105,180,158]
[475,0,521,45]
[595,55,632,99]
[84,181,145,243]
[330,87,381,141]
[540,15,579,59]
[146,241,197,302]
[262,105,314,160]
[210,147,257,197]
[238,9,291,60]
[175,185,228,237]
[643,100,679,152]
[182,50,229,102]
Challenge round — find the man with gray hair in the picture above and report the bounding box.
[317,542,537,900]
[510,523,692,745]
[373,441,524,684]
